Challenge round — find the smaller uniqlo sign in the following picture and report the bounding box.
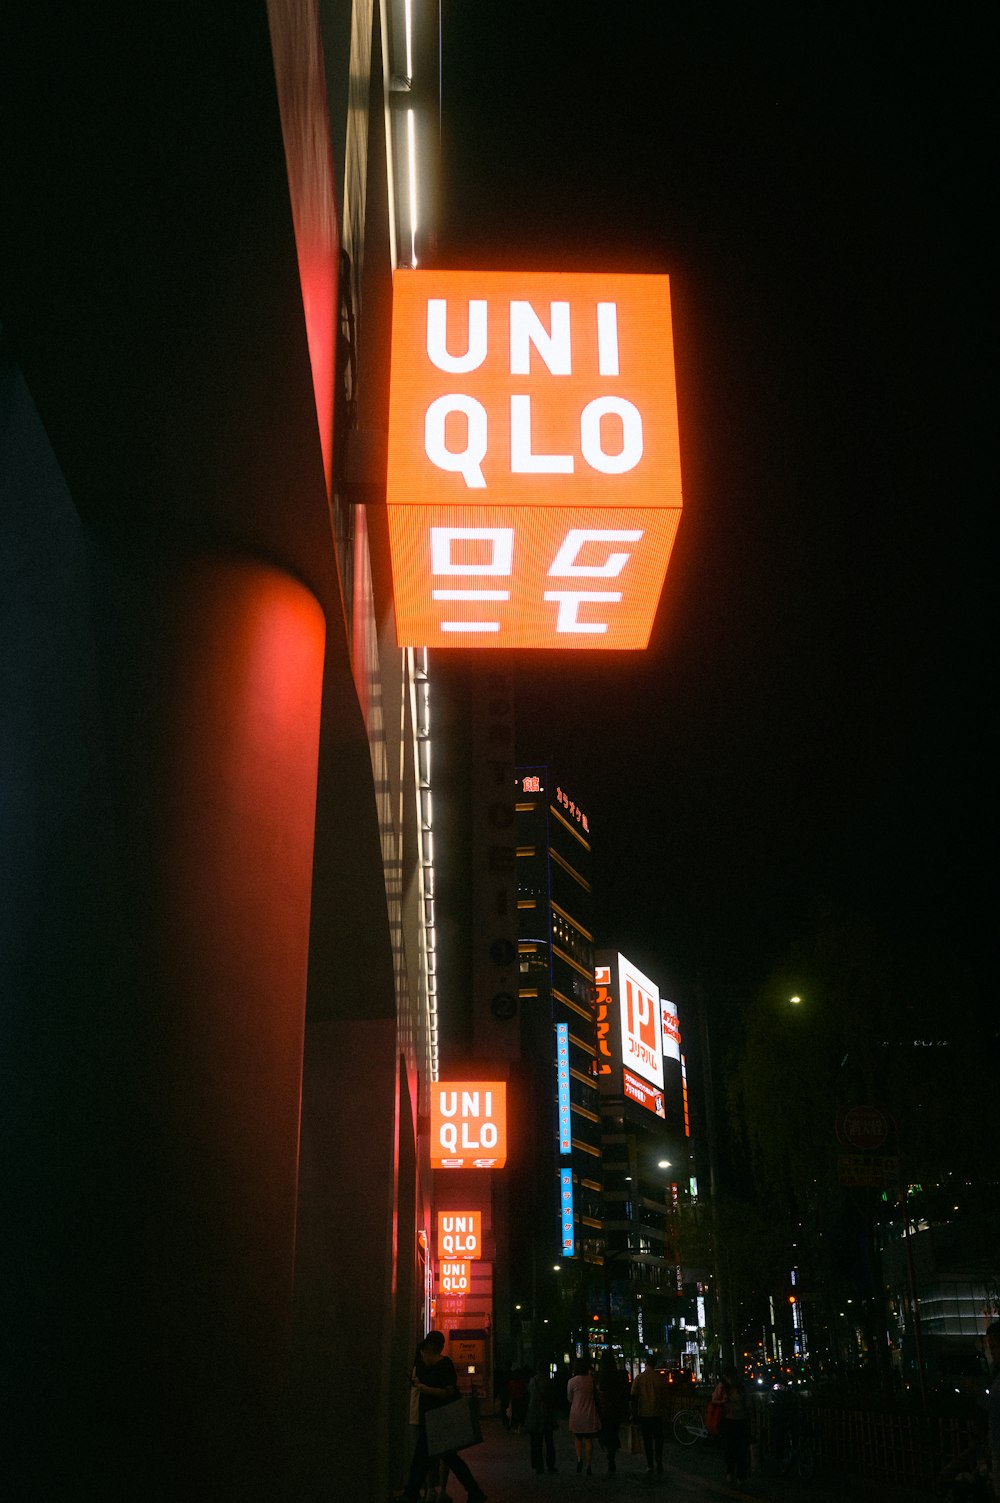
[387,270,683,650]
[440,1260,471,1294]
[430,1082,507,1169]
[437,1211,483,1259]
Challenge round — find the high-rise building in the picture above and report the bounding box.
[511,766,604,1358]
[595,951,702,1369]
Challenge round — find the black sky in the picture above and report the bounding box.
[431,5,989,1019]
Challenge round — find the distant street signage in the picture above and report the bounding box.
[387,270,683,649]
[451,1338,486,1368]
[836,1105,893,1152]
[431,1082,507,1168]
[837,1153,900,1188]
[594,965,617,1082]
[661,998,681,1062]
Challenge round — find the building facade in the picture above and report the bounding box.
[2,1,442,1496]
[511,767,604,1359]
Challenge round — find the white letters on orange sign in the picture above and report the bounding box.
[427,299,487,373]
[510,395,574,474]
[596,302,620,376]
[580,396,643,474]
[424,394,487,487]
[422,301,641,489]
[430,527,513,576]
[543,590,622,634]
[548,529,643,578]
[428,525,645,635]
[509,301,572,375]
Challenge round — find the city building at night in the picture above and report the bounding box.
[511,767,604,1358]
[2,2,444,1496]
[595,953,704,1370]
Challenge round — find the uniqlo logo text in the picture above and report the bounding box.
[387,270,683,650]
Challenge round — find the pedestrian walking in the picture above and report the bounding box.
[595,1352,630,1473]
[399,1332,486,1503]
[630,1353,669,1475]
[712,1366,750,1486]
[524,1363,558,1475]
[986,1321,1000,1499]
[507,1368,528,1432]
[567,1356,600,1475]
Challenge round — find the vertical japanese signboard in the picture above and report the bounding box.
[387,270,683,649]
[560,1168,575,1257]
[661,998,681,1062]
[556,1022,572,1154]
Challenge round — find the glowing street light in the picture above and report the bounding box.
[789,995,802,1005]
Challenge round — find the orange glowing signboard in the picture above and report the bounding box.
[440,1259,471,1295]
[387,270,683,649]
[430,1082,507,1169]
[437,1211,483,1259]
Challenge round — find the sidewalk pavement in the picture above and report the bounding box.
[422,1417,934,1503]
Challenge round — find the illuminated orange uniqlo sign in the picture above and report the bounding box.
[440,1259,471,1294]
[387,270,683,649]
[437,1211,483,1259]
[430,1081,507,1169]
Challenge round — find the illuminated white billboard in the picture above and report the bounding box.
[661,998,681,1062]
[595,951,664,1118]
[617,953,664,1116]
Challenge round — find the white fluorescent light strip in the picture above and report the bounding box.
[406,109,418,267]
[404,0,413,79]
[407,648,438,1081]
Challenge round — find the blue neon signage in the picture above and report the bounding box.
[560,1168,575,1256]
[556,1022,572,1154]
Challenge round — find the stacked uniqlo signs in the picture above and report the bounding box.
[386,270,683,650]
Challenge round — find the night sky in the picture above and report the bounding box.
[431,6,988,1027]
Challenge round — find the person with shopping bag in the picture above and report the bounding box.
[398,1331,486,1503]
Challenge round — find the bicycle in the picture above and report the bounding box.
[778,1428,815,1481]
[672,1407,710,1446]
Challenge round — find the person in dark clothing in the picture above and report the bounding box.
[595,1353,630,1473]
[524,1365,558,1474]
[400,1332,486,1503]
[711,1367,750,1486]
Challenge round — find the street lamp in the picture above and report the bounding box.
[658,1159,672,1169]
[789,995,802,1005]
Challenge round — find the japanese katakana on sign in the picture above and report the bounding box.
[430,1082,507,1169]
[386,270,683,649]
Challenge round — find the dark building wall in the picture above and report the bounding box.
[2,1,434,1495]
